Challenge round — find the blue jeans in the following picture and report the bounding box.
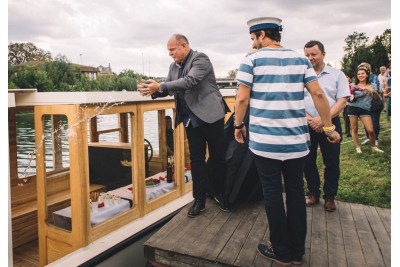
[304,116,342,199]
[254,154,307,261]
[185,118,226,202]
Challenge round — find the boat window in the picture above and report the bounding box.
[87,112,134,228]
[41,114,73,231]
[144,109,178,202]
[183,129,193,188]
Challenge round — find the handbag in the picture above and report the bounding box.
[370,93,384,111]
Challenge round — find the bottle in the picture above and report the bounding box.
[167,156,173,183]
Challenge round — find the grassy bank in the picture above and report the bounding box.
[309,111,391,208]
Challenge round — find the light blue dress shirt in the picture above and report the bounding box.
[304,64,350,118]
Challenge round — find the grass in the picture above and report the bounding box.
[308,111,391,208]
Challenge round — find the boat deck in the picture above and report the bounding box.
[144,197,391,266]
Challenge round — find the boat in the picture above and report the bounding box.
[8,89,236,266]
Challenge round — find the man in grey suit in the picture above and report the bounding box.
[138,33,230,217]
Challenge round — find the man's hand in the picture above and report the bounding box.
[307,117,324,133]
[325,130,341,143]
[137,79,161,96]
[234,127,247,144]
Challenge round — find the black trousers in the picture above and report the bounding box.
[304,116,342,199]
[185,118,226,202]
[254,154,307,261]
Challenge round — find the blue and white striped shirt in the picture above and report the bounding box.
[235,48,317,160]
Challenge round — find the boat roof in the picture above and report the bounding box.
[8,89,236,107]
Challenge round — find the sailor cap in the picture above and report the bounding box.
[247,17,283,33]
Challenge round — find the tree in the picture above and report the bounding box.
[8,42,52,64]
[10,64,53,91]
[341,29,391,76]
[44,54,81,91]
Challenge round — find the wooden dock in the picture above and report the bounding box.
[144,197,391,266]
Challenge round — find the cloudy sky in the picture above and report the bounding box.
[7,0,391,78]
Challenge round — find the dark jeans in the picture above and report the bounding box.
[343,106,351,136]
[185,118,226,202]
[365,109,382,140]
[304,116,342,200]
[254,154,307,261]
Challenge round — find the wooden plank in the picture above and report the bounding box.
[217,203,261,265]
[339,202,366,266]
[234,202,265,266]
[179,202,231,257]
[145,204,190,248]
[376,207,391,238]
[326,201,346,266]
[148,205,200,250]
[170,201,221,255]
[309,201,328,266]
[363,206,391,266]
[351,203,385,267]
[251,210,272,267]
[200,203,247,262]
[295,203,312,267]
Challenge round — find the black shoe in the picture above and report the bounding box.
[257,243,291,266]
[187,200,205,218]
[214,194,231,212]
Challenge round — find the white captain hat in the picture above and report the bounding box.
[247,17,283,33]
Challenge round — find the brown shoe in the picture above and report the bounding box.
[324,199,336,212]
[306,194,319,207]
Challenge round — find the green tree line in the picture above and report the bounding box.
[341,29,391,77]
[8,43,149,92]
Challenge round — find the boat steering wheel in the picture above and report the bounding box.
[144,138,153,162]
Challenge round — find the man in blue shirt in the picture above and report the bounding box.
[303,40,350,211]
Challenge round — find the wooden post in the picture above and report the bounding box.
[52,115,63,171]
[119,113,129,142]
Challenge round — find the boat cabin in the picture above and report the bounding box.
[8,89,236,266]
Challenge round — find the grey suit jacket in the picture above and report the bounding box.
[153,50,229,128]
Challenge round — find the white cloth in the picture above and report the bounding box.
[53,199,130,227]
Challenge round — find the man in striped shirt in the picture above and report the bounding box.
[234,17,341,266]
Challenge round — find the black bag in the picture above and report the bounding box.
[370,94,384,111]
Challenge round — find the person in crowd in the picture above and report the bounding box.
[378,66,388,111]
[383,63,391,122]
[343,74,353,137]
[165,116,174,156]
[385,56,391,121]
[234,17,340,266]
[358,63,383,146]
[347,66,384,153]
[303,40,349,212]
[138,33,231,217]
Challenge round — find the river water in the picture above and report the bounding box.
[16,109,173,178]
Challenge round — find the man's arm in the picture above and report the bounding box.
[234,83,251,144]
[138,53,212,96]
[165,53,212,92]
[305,80,341,142]
[308,97,347,132]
